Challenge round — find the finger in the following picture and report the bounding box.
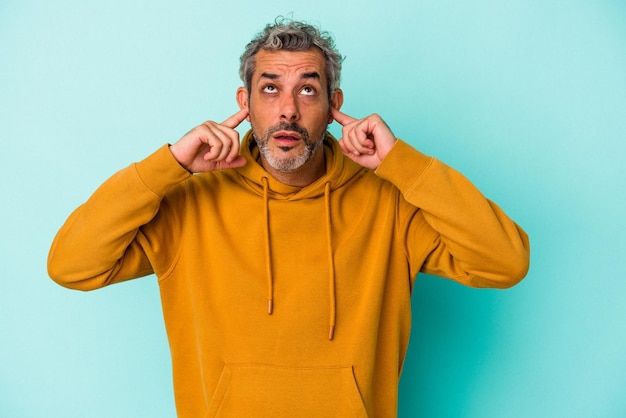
[339,121,370,157]
[221,107,249,129]
[349,120,376,154]
[338,138,368,166]
[199,124,224,161]
[331,108,357,126]
[216,125,241,162]
[225,136,240,163]
[217,155,247,170]
[215,128,237,162]
[204,125,236,162]
[338,138,351,156]
[338,128,355,155]
[211,121,242,162]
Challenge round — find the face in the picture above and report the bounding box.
[238,48,342,174]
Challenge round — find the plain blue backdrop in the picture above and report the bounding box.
[1,0,625,416]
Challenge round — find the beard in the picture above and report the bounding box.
[253,121,326,172]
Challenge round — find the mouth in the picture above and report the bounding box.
[273,131,302,148]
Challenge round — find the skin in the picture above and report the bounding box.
[236,48,342,186]
[169,47,398,185]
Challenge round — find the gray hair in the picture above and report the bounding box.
[239,18,343,96]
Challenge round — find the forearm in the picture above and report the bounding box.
[376,140,530,287]
[47,145,191,290]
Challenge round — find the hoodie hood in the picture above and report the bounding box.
[230,129,365,340]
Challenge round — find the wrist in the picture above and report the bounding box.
[168,144,194,174]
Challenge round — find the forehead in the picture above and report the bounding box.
[253,48,327,82]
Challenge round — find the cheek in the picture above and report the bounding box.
[247,109,265,131]
[248,102,275,126]
[304,102,330,123]
[311,108,331,133]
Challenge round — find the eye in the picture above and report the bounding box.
[262,85,278,94]
[300,85,317,96]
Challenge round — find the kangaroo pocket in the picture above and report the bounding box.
[205,364,368,417]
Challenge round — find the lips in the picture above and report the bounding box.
[273,131,301,147]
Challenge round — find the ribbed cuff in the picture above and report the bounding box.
[374,139,434,194]
[133,144,192,197]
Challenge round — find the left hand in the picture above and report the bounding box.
[331,108,397,170]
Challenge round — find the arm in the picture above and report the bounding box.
[332,109,529,288]
[48,109,249,290]
[47,145,192,290]
[377,140,529,288]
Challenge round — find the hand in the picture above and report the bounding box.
[331,108,397,170]
[169,108,249,173]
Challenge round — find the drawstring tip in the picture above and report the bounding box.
[328,326,335,341]
[267,299,273,315]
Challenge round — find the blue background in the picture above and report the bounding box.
[1,0,625,416]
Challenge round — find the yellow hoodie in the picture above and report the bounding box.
[48,131,529,417]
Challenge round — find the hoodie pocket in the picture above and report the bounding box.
[205,364,368,417]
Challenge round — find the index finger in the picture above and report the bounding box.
[221,107,249,129]
[331,108,357,126]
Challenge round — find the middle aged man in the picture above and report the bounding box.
[49,18,530,418]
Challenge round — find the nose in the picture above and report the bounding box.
[279,92,300,122]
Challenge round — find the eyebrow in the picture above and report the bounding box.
[302,72,321,80]
[259,71,321,81]
[260,72,279,80]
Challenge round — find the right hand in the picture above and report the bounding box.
[169,108,249,173]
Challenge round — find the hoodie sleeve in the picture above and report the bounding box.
[47,145,192,291]
[375,140,530,288]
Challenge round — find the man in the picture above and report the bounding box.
[48,18,529,417]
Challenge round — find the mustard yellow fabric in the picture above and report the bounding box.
[49,131,529,417]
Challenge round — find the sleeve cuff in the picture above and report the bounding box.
[374,139,434,194]
[133,144,192,197]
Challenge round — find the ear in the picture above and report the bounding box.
[328,88,344,124]
[236,87,250,121]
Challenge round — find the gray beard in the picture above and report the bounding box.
[254,122,326,172]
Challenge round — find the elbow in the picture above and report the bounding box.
[497,256,530,288]
[488,214,531,288]
[47,257,87,291]
[48,251,69,287]
[48,237,81,290]
[469,247,530,289]
[489,248,531,289]
[47,248,142,291]
[47,250,102,292]
[491,228,531,288]
[513,251,531,285]
[48,267,107,292]
[504,231,531,287]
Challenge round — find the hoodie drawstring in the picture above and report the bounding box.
[260,177,336,341]
[262,177,274,315]
[324,183,336,341]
